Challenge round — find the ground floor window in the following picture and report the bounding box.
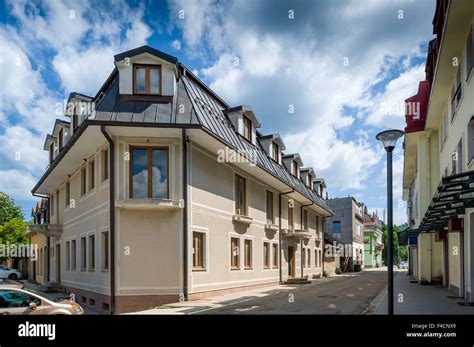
[307,248,311,268]
[263,242,270,268]
[81,237,87,271]
[231,237,240,269]
[244,239,252,269]
[88,235,95,271]
[65,241,70,270]
[193,232,205,270]
[71,240,76,271]
[272,243,278,268]
[101,231,109,270]
[302,248,306,268]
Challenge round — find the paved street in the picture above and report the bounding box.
[199,270,387,315]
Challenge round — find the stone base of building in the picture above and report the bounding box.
[188,281,279,300]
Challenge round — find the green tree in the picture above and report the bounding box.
[382,224,407,265]
[0,192,24,225]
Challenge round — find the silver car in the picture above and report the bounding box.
[0,284,84,315]
[0,265,23,280]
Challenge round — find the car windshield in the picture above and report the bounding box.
[23,288,55,301]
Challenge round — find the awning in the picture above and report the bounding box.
[418,170,474,232]
[398,229,419,246]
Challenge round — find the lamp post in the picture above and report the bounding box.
[376,129,404,315]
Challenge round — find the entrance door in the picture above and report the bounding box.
[55,244,61,283]
[288,246,295,278]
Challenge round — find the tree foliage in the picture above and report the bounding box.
[0,193,28,259]
[0,192,24,225]
[382,224,408,265]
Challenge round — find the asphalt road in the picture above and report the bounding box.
[201,270,387,315]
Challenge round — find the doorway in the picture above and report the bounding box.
[288,246,295,278]
[55,244,61,283]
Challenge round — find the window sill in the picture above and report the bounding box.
[232,214,253,225]
[115,199,182,210]
[192,268,207,272]
[264,223,279,232]
[230,267,240,271]
[244,267,253,270]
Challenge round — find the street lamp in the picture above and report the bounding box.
[376,129,404,315]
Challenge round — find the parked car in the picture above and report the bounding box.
[0,284,84,315]
[399,261,408,269]
[0,265,23,280]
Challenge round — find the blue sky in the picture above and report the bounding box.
[0,0,436,224]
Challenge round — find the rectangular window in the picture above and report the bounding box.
[65,241,70,271]
[467,24,473,80]
[303,209,308,230]
[288,204,293,229]
[272,141,279,162]
[315,249,319,267]
[102,148,109,182]
[272,243,278,268]
[133,65,161,95]
[244,239,252,269]
[49,142,54,163]
[307,249,311,267]
[81,237,86,270]
[50,194,54,216]
[71,240,76,271]
[230,237,240,269]
[58,128,64,150]
[65,181,70,207]
[101,231,109,270]
[266,190,274,224]
[130,147,169,199]
[192,232,205,270]
[302,247,306,268]
[292,160,298,176]
[243,116,252,142]
[89,160,95,191]
[263,242,270,268]
[81,167,87,196]
[468,118,474,162]
[235,174,247,215]
[72,114,78,131]
[88,235,95,271]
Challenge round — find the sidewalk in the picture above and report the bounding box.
[376,271,474,314]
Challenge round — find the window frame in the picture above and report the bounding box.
[242,115,252,142]
[89,159,95,191]
[271,141,279,162]
[102,147,109,182]
[192,232,205,270]
[266,190,274,224]
[303,209,308,230]
[133,64,162,96]
[80,166,87,196]
[129,146,170,199]
[65,241,70,271]
[80,237,87,271]
[230,237,240,270]
[235,174,247,215]
[88,234,95,271]
[101,231,109,271]
[58,128,64,150]
[71,239,76,271]
[244,239,252,269]
[263,242,270,269]
[272,243,278,268]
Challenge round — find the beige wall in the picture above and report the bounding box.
[448,232,461,293]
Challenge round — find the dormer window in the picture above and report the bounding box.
[133,65,161,95]
[292,160,299,177]
[49,142,54,163]
[243,115,252,142]
[307,174,312,188]
[58,128,64,149]
[272,141,279,162]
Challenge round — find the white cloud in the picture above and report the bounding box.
[0,170,38,201]
[171,39,182,50]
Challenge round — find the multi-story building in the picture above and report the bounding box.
[27,46,333,313]
[362,207,383,268]
[403,0,473,299]
[323,196,365,271]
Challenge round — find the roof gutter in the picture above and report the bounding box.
[100,125,116,314]
[279,189,294,283]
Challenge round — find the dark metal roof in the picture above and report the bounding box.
[181,74,332,214]
[418,170,474,231]
[68,92,93,101]
[114,45,178,64]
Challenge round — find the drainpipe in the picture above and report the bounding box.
[300,203,313,278]
[100,126,116,314]
[279,190,294,283]
[182,128,189,299]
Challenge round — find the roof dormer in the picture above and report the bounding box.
[300,167,315,189]
[282,153,303,178]
[224,105,261,145]
[113,46,178,99]
[52,119,70,151]
[65,92,93,134]
[259,133,286,164]
[313,178,327,198]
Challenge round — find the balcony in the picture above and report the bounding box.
[287,228,311,239]
[28,223,62,237]
[264,222,279,232]
[232,214,253,226]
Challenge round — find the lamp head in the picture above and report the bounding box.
[376,129,404,152]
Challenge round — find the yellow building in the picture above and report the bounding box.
[403,0,473,300]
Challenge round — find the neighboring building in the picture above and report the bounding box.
[27,46,333,313]
[26,198,49,284]
[402,0,473,299]
[323,197,365,271]
[362,206,383,268]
